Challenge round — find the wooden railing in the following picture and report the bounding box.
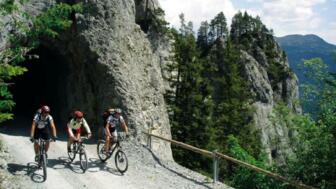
[143,131,316,189]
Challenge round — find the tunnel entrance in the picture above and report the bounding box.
[10,46,69,122]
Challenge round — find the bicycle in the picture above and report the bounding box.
[97,132,128,174]
[67,137,89,172]
[32,138,55,182]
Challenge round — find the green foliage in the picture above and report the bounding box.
[299,58,334,116]
[268,56,336,189]
[167,19,214,172]
[166,12,261,182]
[29,3,82,39]
[227,135,285,189]
[230,11,292,90]
[0,1,80,123]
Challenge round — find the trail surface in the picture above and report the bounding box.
[0,118,232,189]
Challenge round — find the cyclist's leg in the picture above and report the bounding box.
[104,127,110,153]
[75,128,81,140]
[34,129,40,155]
[111,128,118,149]
[42,129,50,153]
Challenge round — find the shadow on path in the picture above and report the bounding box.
[142,145,213,189]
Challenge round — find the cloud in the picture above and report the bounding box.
[159,0,236,31]
[158,0,336,44]
[255,0,325,31]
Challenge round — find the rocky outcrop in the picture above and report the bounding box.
[240,40,301,164]
[1,0,173,161]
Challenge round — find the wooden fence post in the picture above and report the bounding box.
[213,150,219,183]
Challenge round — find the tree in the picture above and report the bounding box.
[165,15,214,172]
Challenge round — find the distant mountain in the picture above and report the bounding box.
[276,34,336,73]
[276,34,336,113]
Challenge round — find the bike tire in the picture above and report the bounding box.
[68,143,76,162]
[115,150,128,174]
[79,148,88,172]
[42,154,47,181]
[97,140,110,162]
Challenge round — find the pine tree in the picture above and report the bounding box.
[165,15,214,171]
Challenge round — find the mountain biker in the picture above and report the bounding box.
[30,105,57,161]
[104,108,128,154]
[67,110,92,152]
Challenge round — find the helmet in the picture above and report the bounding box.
[74,111,83,119]
[41,105,50,113]
[114,108,122,114]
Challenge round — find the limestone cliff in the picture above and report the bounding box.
[239,38,301,164]
[1,0,173,161]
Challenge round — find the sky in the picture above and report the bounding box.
[158,0,336,45]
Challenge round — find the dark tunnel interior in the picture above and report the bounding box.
[9,46,69,125]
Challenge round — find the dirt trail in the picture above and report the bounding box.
[0,118,232,189]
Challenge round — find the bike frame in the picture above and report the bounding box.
[37,139,47,165]
[71,137,87,155]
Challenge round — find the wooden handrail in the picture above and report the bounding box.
[143,131,213,157]
[143,131,317,189]
[214,152,316,189]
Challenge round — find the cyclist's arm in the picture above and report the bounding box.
[119,116,128,134]
[82,118,91,135]
[67,122,75,139]
[50,120,57,138]
[121,122,128,135]
[104,123,111,137]
[30,120,37,138]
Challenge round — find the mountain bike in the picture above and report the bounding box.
[67,137,88,172]
[33,138,55,182]
[97,132,128,174]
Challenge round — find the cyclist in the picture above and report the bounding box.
[30,105,57,161]
[67,110,92,152]
[104,108,128,154]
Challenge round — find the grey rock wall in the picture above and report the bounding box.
[2,0,173,161]
[240,41,301,164]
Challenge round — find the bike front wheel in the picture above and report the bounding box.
[42,154,47,181]
[79,148,88,172]
[115,150,128,174]
[97,140,110,162]
[68,143,76,162]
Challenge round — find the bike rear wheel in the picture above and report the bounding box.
[115,150,128,174]
[79,148,88,172]
[42,154,47,181]
[97,140,110,162]
[68,143,76,162]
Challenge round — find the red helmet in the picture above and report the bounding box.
[74,111,83,119]
[41,105,50,113]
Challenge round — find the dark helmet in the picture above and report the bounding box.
[41,105,50,113]
[74,111,83,119]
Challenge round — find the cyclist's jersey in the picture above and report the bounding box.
[68,118,91,133]
[106,115,125,129]
[33,114,53,129]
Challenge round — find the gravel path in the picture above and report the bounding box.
[0,120,233,189]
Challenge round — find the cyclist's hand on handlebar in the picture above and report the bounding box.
[51,136,57,142]
[30,137,34,143]
[87,133,92,139]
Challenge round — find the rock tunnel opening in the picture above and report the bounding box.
[10,46,70,123]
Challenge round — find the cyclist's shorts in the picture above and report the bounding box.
[102,127,117,137]
[67,128,81,136]
[34,128,50,140]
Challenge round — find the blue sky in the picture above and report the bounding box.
[158,0,336,44]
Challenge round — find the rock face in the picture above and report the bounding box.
[1,0,173,161]
[240,40,301,164]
